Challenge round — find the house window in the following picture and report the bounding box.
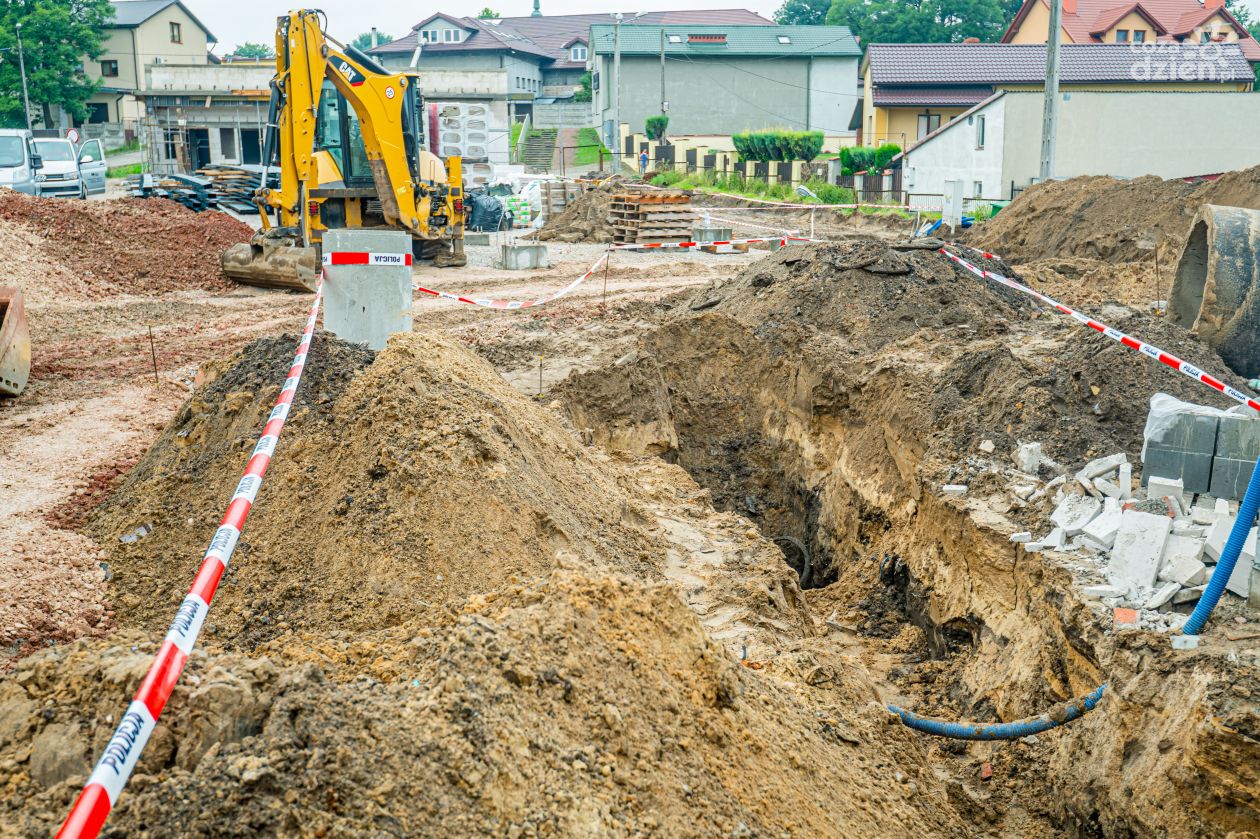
[974,181,983,197]
[170,21,182,43]
[219,127,237,159]
[975,114,986,149]
[100,60,119,77]
[1133,30,1145,43]
[777,35,791,44]
[421,29,439,43]
[443,29,462,43]
[571,45,587,61]
[916,112,941,140]
[667,34,682,43]
[1201,31,1212,43]
[86,103,110,123]
[1115,29,1128,43]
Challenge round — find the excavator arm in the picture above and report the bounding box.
[223,8,465,291]
[262,10,435,236]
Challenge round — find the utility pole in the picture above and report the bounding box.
[1038,0,1061,182]
[659,28,666,114]
[612,12,622,155]
[15,22,32,132]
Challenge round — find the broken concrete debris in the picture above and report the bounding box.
[941,484,968,497]
[1027,445,1258,629]
[1015,442,1043,475]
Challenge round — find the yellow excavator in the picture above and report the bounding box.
[223,9,467,291]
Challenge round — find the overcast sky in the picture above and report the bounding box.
[197,0,1260,53]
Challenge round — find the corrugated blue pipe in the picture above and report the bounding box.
[888,683,1106,740]
[1184,455,1260,635]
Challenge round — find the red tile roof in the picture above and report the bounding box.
[1003,0,1256,49]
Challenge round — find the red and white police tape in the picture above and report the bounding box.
[323,251,413,267]
[57,280,326,839]
[941,246,1260,414]
[415,251,610,309]
[609,236,819,250]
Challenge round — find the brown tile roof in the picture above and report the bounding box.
[870,87,993,107]
[867,42,1254,85]
[371,8,771,69]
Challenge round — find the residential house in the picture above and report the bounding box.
[862,42,1254,148]
[589,25,863,151]
[1003,0,1260,64]
[900,88,1260,200]
[78,0,217,129]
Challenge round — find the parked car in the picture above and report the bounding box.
[0,129,43,196]
[76,139,107,195]
[32,138,87,199]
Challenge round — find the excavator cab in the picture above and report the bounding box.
[222,11,466,292]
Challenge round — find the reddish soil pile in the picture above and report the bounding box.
[0,192,253,300]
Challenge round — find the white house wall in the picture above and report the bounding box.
[903,97,1007,201]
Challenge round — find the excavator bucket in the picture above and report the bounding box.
[0,286,31,398]
[222,231,320,293]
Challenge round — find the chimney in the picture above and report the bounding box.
[1063,0,1077,15]
[1204,0,1224,10]
[963,37,980,43]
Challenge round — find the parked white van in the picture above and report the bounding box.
[0,129,43,196]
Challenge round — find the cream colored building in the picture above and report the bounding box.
[1003,0,1260,61]
[79,0,217,127]
[862,42,1254,150]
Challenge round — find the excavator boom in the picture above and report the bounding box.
[223,9,465,291]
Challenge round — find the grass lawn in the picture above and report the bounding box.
[573,128,610,167]
[107,163,142,178]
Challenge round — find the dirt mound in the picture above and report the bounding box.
[553,236,1260,835]
[0,192,253,302]
[970,167,1260,263]
[534,179,655,243]
[2,568,970,837]
[89,330,668,649]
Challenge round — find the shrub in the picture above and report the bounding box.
[650,169,684,186]
[840,144,903,175]
[802,177,855,205]
[574,72,592,103]
[645,114,670,141]
[731,129,824,162]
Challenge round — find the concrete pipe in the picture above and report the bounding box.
[1169,204,1260,378]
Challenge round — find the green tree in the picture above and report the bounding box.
[0,0,115,128]
[351,31,394,51]
[774,0,831,25]
[826,0,1010,44]
[1225,0,1254,31]
[477,7,501,18]
[231,42,273,59]
[573,71,592,102]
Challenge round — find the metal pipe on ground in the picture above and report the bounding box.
[1169,204,1260,378]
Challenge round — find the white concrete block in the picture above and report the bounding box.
[1172,520,1205,538]
[1012,484,1036,501]
[941,484,968,497]
[1215,498,1232,517]
[1172,585,1206,605]
[1158,537,1208,587]
[979,439,996,454]
[1080,506,1125,550]
[1171,635,1200,650]
[1107,510,1172,591]
[1010,531,1033,543]
[1082,584,1127,599]
[1148,475,1187,508]
[1118,463,1133,500]
[1080,452,1128,481]
[1094,477,1123,499]
[1045,527,1065,549]
[1144,581,1182,610]
[1191,501,1218,526]
[1051,494,1102,536]
[1016,442,1043,474]
[1201,514,1236,563]
[1225,528,1257,598]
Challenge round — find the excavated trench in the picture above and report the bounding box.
[556,240,1260,837]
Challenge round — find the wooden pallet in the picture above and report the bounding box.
[607,189,693,243]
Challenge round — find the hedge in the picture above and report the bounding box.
[840,143,902,175]
[731,130,824,162]
[645,114,669,141]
